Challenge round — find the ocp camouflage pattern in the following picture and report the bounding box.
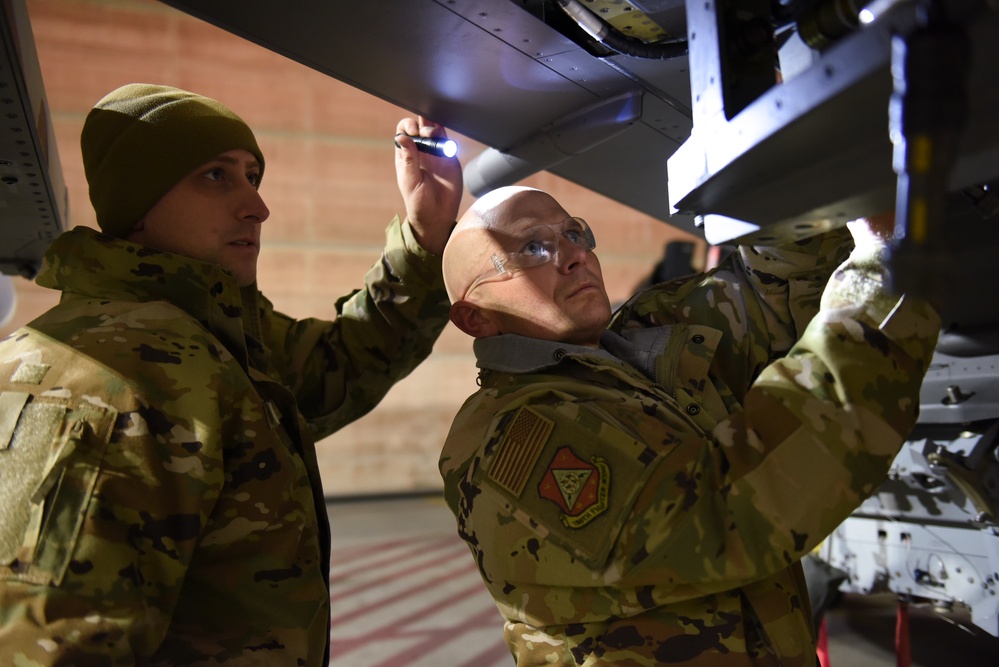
[440,229,941,666]
[0,219,449,665]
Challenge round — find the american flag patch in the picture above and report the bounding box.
[488,406,554,496]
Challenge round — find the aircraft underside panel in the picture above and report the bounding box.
[158,0,700,233]
[0,0,68,278]
[821,517,999,636]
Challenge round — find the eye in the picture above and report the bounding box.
[562,220,594,249]
[204,167,225,182]
[517,238,555,264]
[246,172,261,188]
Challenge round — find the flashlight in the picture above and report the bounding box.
[395,134,458,158]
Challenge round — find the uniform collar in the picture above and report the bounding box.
[36,226,265,370]
[472,326,673,381]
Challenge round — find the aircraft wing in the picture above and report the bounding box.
[157,0,698,233]
[8,0,999,297]
[157,0,999,331]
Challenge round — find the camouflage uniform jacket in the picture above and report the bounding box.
[440,229,941,666]
[0,220,449,666]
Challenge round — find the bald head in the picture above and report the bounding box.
[442,186,569,302]
[443,186,611,346]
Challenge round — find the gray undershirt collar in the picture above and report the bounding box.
[472,325,673,382]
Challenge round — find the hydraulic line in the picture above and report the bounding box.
[555,0,688,59]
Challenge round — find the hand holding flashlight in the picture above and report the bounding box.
[395,134,458,158]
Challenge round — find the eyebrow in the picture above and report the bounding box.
[210,154,262,171]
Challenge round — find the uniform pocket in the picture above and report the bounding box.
[0,392,117,585]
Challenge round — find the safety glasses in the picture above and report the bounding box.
[463,217,596,299]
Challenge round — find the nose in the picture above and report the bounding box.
[555,236,589,272]
[241,186,270,224]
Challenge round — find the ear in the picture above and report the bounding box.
[125,217,145,237]
[450,300,501,338]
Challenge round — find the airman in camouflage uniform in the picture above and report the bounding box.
[439,187,940,666]
[0,84,462,665]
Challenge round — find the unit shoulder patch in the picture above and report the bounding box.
[539,446,609,528]
[475,400,666,569]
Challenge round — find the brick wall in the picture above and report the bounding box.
[5,0,703,496]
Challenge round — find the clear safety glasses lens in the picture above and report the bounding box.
[463,217,596,298]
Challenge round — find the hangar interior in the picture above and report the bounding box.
[3,0,999,649]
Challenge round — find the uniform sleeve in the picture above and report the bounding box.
[445,243,940,613]
[259,216,450,438]
[0,328,232,664]
[613,228,854,390]
[733,228,854,352]
[624,242,942,593]
[0,318,328,664]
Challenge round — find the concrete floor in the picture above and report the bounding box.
[327,495,999,666]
